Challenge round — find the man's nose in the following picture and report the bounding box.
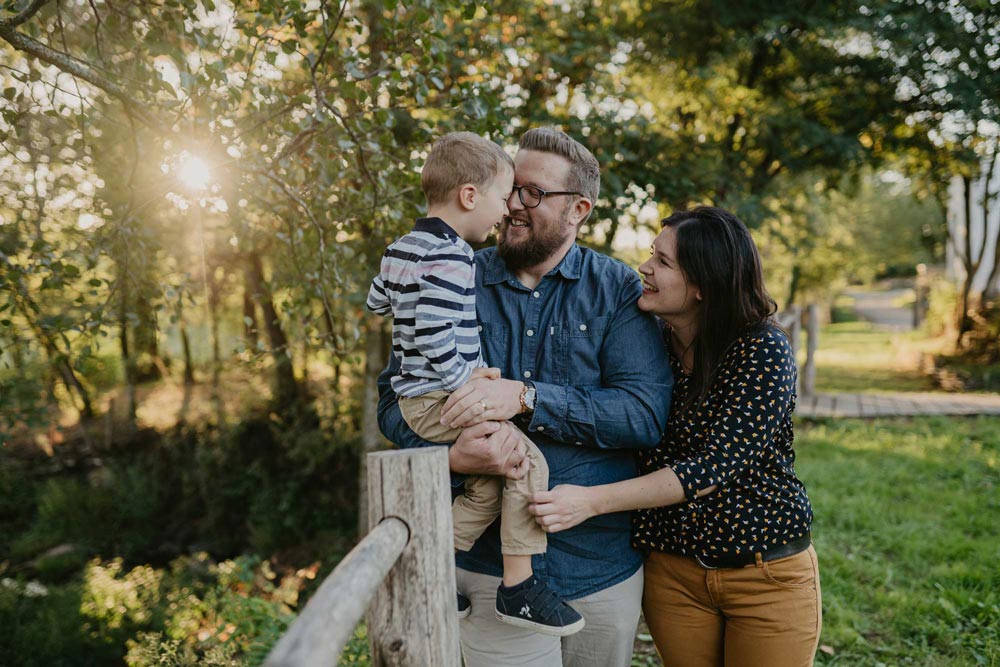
[507,190,524,211]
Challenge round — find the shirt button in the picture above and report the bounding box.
[536,426,544,432]
[526,329,534,337]
[575,441,582,446]
[477,325,483,332]
[533,291,540,298]
[523,371,532,378]
[579,324,587,331]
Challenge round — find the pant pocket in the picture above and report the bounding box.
[761,549,816,589]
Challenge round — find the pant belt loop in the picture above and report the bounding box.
[754,552,764,567]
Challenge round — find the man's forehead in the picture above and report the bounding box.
[513,149,572,184]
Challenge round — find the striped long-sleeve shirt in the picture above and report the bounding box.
[367,217,483,397]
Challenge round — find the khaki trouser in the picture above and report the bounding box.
[399,390,548,555]
[642,545,822,667]
[456,566,644,667]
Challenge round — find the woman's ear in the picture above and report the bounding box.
[458,183,478,211]
[695,289,703,301]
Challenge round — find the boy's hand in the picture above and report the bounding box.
[469,367,502,381]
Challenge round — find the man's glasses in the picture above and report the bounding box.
[511,184,584,209]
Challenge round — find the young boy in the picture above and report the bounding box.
[366,132,584,637]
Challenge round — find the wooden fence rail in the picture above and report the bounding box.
[264,447,460,667]
[776,304,818,397]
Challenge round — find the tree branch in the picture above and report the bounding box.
[0,21,160,129]
[0,0,51,29]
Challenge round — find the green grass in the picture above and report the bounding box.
[810,321,937,394]
[797,416,999,666]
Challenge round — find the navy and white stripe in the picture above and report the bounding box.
[367,217,483,397]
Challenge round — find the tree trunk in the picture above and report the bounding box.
[133,286,162,382]
[119,262,137,429]
[243,267,259,351]
[956,175,978,347]
[208,265,222,387]
[180,320,196,386]
[786,264,801,311]
[247,250,299,407]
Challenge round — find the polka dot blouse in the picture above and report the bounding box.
[633,323,813,559]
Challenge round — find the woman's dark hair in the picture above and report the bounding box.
[662,206,777,410]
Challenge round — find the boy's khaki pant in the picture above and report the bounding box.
[399,390,548,555]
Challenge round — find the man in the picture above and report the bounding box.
[377,127,673,666]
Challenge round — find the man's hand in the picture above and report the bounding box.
[449,420,528,480]
[470,367,502,381]
[529,485,599,533]
[441,377,524,428]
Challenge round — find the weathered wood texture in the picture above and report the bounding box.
[263,517,408,667]
[777,306,803,395]
[367,447,460,667]
[795,391,1000,418]
[802,303,819,396]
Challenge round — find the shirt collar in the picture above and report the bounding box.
[483,243,583,285]
[413,217,459,237]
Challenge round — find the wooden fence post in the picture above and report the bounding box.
[367,447,460,667]
[803,303,819,396]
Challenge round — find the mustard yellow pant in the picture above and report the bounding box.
[642,546,822,667]
[399,390,548,555]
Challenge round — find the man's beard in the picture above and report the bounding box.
[497,208,572,272]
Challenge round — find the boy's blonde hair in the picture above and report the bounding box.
[421,132,513,206]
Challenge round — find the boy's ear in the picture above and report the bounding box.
[458,183,478,211]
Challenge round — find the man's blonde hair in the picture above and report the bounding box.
[422,132,514,206]
[518,127,600,221]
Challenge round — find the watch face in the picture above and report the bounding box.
[526,387,536,409]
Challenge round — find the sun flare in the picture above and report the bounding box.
[177,153,211,191]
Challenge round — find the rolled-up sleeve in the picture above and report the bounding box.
[671,330,796,501]
[528,276,672,449]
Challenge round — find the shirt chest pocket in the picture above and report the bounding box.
[550,315,609,386]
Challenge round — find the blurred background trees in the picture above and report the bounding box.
[1,1,998,664]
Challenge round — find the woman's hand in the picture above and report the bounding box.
[529,485,599,533]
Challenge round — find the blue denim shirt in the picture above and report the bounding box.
[377,244,673,599]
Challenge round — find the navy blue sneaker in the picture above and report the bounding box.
[494,577,585,637]
[457,591,471,619]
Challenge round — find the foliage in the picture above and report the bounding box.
[6,411,359,572]
[0,553,306,667]
[2,0,994,433]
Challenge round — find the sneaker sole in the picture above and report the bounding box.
[494,610,585,637]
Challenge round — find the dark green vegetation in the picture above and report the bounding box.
[1,413,360,667]
[5,416,996,666]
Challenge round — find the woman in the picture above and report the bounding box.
[530,206,821,667]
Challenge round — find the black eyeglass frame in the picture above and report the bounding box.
[510,184,585,209]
